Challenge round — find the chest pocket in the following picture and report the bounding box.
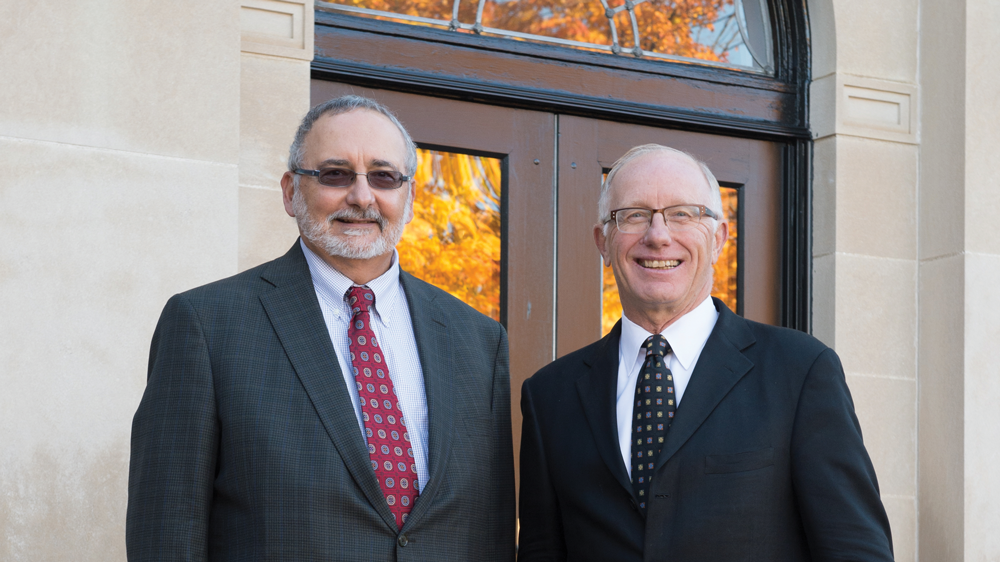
[704,447,774,474]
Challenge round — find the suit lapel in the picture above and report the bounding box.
[576,322,634,495]
[655,300,756,471]
[396,272,454,528]
[258,243,397,530]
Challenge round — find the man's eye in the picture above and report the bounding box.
[668,208,696,220]
[323,168,352,178]
[369,171,396,180]
[624,210,649,222]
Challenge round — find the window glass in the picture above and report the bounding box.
[601,186,738,335]
[397,148,503,321]
[319,0,772,72]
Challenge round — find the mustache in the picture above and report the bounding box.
[327,206,387,231]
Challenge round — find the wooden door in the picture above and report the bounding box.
[556,115,782,355]
[310,82,785,494]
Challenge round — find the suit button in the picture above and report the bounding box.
[398,534,408,547]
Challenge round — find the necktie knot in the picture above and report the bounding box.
[644,334,670,358]
[347,286,375,318]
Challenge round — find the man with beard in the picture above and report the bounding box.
[127,96,515,561]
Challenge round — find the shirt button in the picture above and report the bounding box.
[398,534,408,547]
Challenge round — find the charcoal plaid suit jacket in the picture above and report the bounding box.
[127,241,515,561]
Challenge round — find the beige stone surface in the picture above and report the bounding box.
[917,253,965,562]
[882,495,916,562]
[834,137,917,260]
[964,0,1000,256]
[918,0,966,261]
[844,374,915,497]
[239,185,300,270]
[963,252,1000,559]
[812,253,836,348]
[832,0,918,83]
[241,0,314,60]
[239,53,311,189]
[812,137,836,258]
[806,0,836,80]
[0,0,240,163]
[237,52,310,271]
[833,254,916,380]
[0,137,238,560]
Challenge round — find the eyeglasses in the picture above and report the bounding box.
[294,167,411,190]
[606,205,719,234]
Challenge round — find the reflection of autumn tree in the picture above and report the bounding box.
[398,150,502,321]
[351,0,734,62]
[601,187,739,335]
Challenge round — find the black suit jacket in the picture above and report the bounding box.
[518,299,893,562]
[127,242,515,561]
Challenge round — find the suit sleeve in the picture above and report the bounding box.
[790,348,894,561]
[516,379,567,562]
[486,325,517,562]
[126,294,218,561]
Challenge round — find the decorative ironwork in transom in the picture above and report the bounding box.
[317,0,774,73]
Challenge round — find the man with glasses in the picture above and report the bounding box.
[127,95,515,561]
[517,144,893,561]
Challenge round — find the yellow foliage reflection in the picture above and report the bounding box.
[398,149,502,321]
[349,0,739,63]
[602,187,739,335]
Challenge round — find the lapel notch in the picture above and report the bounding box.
[259,243,398,530]
[656,301,756,471]
[576,322,635,495]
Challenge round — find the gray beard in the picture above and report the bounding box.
[292,187,408,260]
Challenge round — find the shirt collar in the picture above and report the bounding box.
[299,238,403,325]
[620,296,719,371]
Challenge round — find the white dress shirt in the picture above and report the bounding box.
[301,240,430,492]
[615,296,719,477]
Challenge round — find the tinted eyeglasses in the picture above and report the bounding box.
[294,167,411,190]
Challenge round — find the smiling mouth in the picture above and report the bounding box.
[638,259,680,269]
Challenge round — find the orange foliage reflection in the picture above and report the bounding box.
[398,149,502,321]
[602,187,739,335]
[349,0,737,63]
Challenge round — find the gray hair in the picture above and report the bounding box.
[598,144,724,228]
[287,95,418,176]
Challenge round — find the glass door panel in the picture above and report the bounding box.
[400,149,503,321]
[557,114,780,356]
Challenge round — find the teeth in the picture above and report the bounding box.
[641,260,679,269]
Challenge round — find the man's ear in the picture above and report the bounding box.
[711,220,729,263]
[280,172,297,218]
[594,223,612,267]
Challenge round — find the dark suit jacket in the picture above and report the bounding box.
[127,242,515,561]
[518,299,893,562]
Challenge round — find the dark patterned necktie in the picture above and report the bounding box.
[347,286,418,529]
[631,334,675,515]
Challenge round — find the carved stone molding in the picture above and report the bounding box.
[241,0,314,60]
[811,73,918,144]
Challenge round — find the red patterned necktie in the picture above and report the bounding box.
[346,286,418,529]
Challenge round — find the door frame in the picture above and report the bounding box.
[311,0,812,332]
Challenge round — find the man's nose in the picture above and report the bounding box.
[643,211,674,244]
[345,174,377,208]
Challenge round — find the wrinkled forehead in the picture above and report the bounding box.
[303,109,409,164]
[611,150,713,206]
